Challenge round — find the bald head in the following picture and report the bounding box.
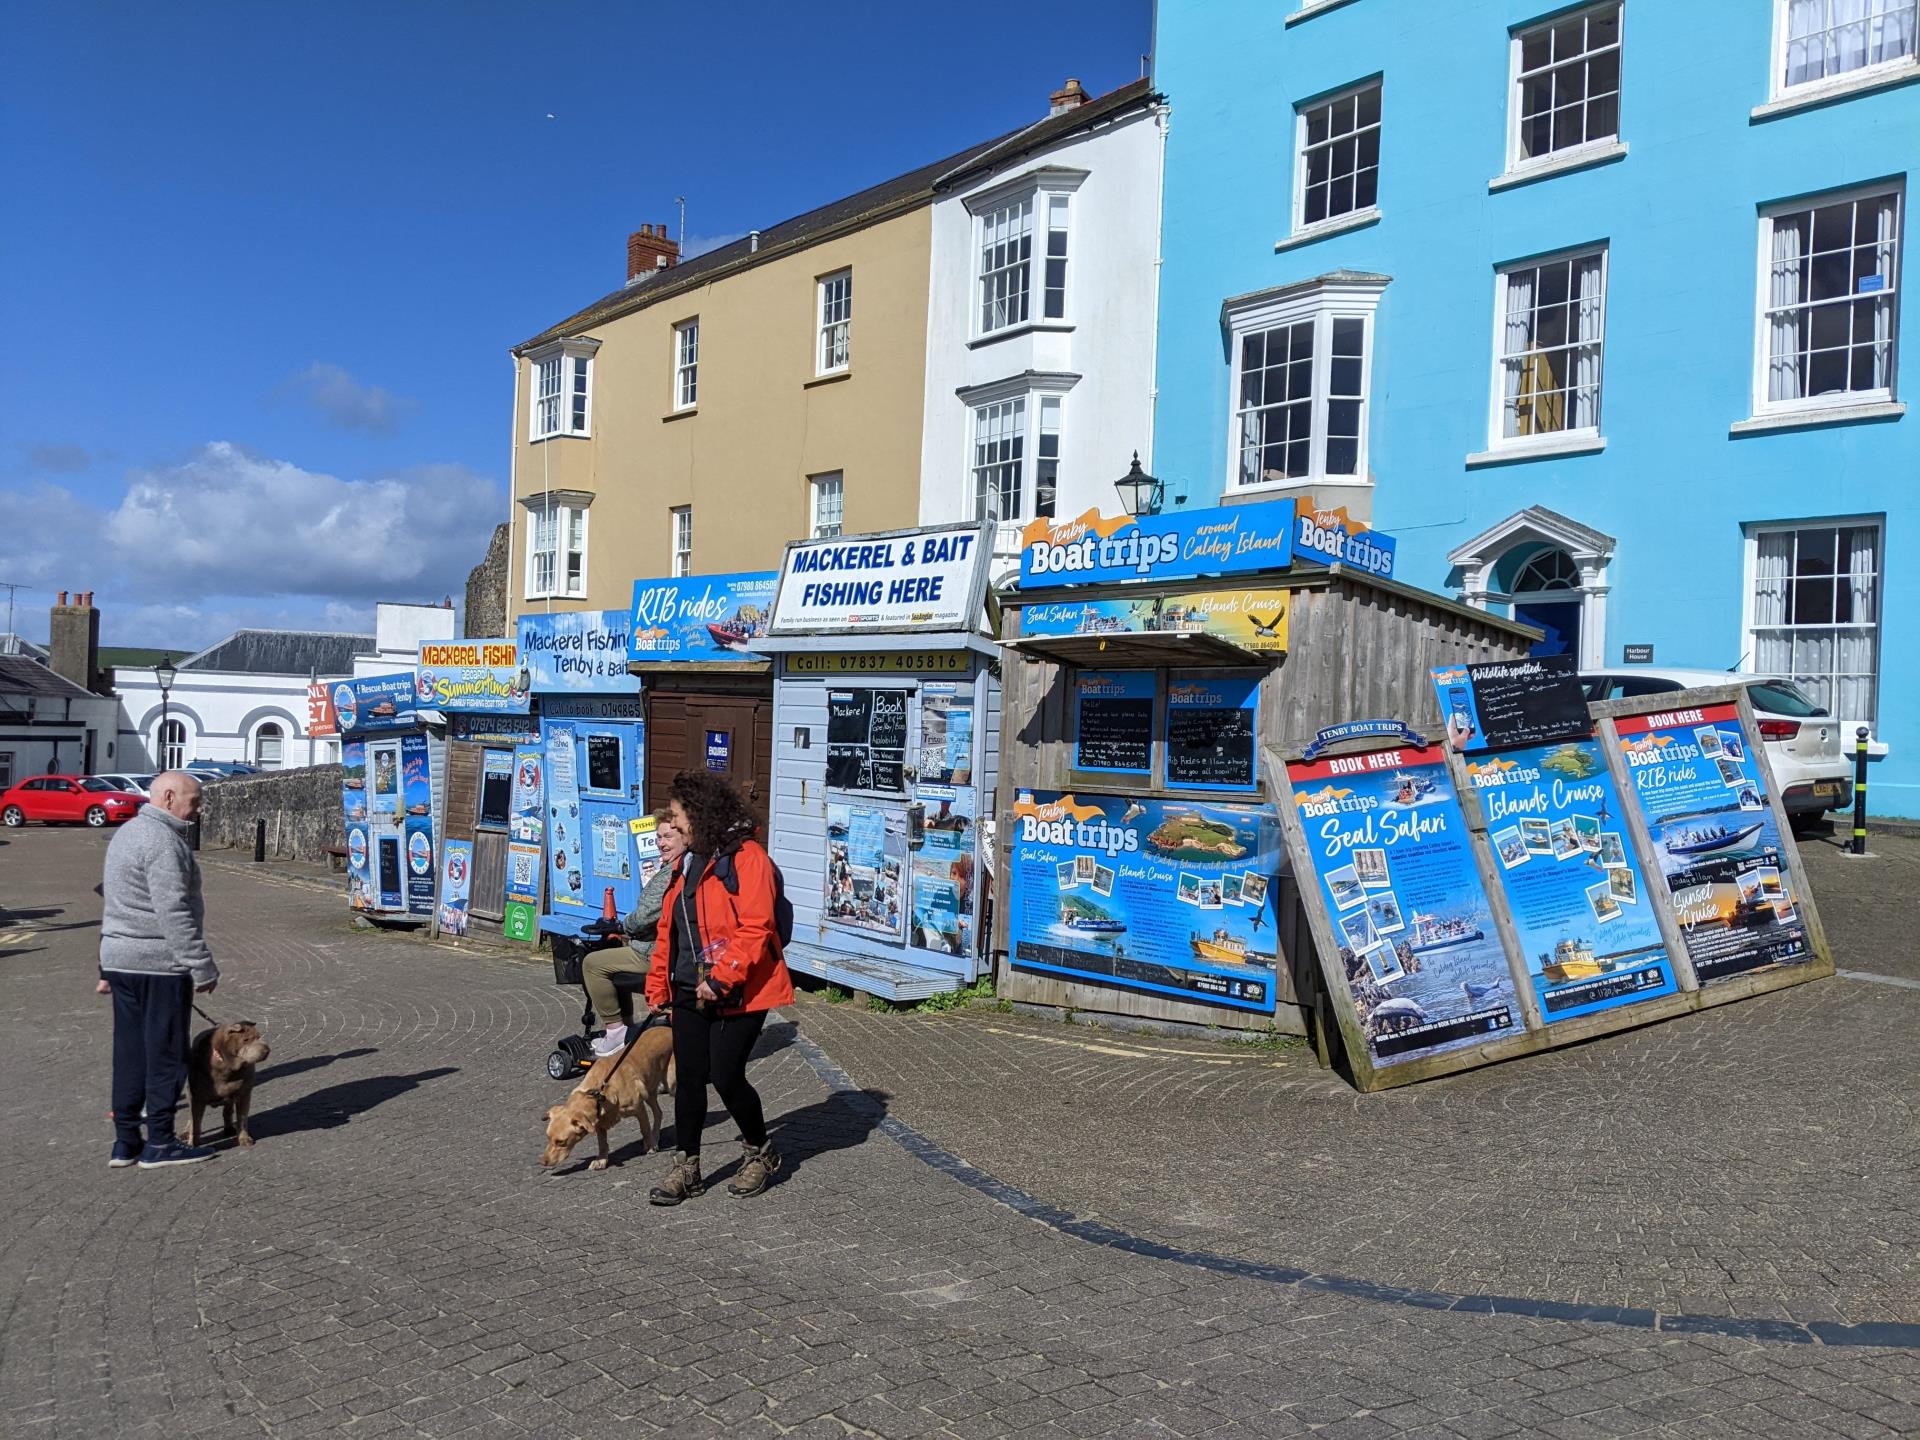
[150,771,203,821]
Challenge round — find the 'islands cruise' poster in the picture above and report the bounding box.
[1470,740,1678,1021]
[1008,792,1283,1013]
[1615,703,1813,982]
[1287,748,1521,1065]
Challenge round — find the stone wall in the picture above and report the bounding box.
[201,766,345,862]
[464,522,510,639]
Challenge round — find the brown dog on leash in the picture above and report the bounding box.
[542,1022,676,1171]
[188,1022,271,1148]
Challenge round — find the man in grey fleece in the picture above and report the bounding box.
[100,770,221,1169]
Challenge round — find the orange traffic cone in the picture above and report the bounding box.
[601,887,618,922]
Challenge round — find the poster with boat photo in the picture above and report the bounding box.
[1614,703,1813,982]
[1465,741,1678,1022]
[1007,791,1282,1013]
[1287,749,1520,1066]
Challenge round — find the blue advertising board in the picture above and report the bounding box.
[342,739,373,910]
[518,610,636,693]
[1287,747,1521,1066]
[416,638,530,714]
[437,838,474,936]
[1017,500,1296,588]
[1467,741,1678,1021]
[628,572,779,662]
[401,732,434,917]
[1293,501,1396,579]
[333,673,422,735]
[1007,790,1284,1013]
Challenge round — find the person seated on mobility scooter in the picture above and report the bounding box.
[587,809,688,1057]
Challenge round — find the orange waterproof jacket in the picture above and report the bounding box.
[644,840,794,1015]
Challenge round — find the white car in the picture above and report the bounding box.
[1581,667,1856,823]
[94,773,157,795]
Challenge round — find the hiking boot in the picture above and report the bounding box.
[648,1154,704,1206]
[727,1141,782,1197]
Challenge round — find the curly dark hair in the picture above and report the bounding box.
[668,771,757,854]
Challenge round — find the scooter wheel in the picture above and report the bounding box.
[546,1049,576,1081]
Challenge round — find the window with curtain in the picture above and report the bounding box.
[809,472,844,538]
[1759,186,1901,410]
[978,198,1033,334]
[1748,521,1882,721]
[670,506,693,576]
[1495,247,1607,441]
[673,320,699,409]
[1510,3,1621,167]
[1778,0,1918,91]
[817,271,852,374]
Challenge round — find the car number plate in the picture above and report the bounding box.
[1812,781,1843,800]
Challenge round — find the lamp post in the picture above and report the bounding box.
[154,658,177,770]
[1114,452,1164,518]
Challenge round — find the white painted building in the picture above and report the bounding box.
[917,78,1166,573]
[353,602,458,678]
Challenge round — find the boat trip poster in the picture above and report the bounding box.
[1007,791,1283,1014]
[1469,740,1678,1022]
[1615,703,1813,982]
[544,723,585,911]
[400,732,435,916]
[909,783,976,960]
[627,572,778,662]
[1287,748,1521,1065]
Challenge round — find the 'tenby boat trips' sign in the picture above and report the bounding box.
[1017,499,1297,588]
[1292,501,1396,579]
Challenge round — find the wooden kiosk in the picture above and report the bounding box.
[993,498,1537,1039]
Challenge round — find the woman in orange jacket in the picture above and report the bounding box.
[644,771,793,1205]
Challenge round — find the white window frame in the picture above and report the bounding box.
[1224,277,1386,494]
[1739,515,1884,725]
[252,721,285,770]
[809,472,845,538]
[962,378,1075,526]
[1751,180,1903,418]
[523,497,590,601]
[816,270,852,376]
[670,505,693,577]
[673,319,699,411]
[966,169,1087,340]
[1292,77,1384,237]
[1505,3,1624,176]
[1770,0,1920,100]
[526,339,597,441]
[1487,243,1610,450]
[156,719,189,771]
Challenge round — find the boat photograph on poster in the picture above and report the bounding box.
[1287,749,1520,1065]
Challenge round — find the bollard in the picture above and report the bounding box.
[1851,726,1870,856]
[254,817,267,863]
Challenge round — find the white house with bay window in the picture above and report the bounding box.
[917,78,1165,567]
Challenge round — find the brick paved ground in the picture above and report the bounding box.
[1,826,1916,1439]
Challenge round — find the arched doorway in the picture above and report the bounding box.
[1448,507,1614,669]
[1506,546,1583,660]
[157,719,187,771]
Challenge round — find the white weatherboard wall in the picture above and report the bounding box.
[771,678,831,943]
[919,102,1164,563]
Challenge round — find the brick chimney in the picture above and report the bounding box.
[1048,77,1090,116]
[626,223,680,284]
[49,589,101,694]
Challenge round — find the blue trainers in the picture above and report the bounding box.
[137,1139,216,1169]
[108,1139,143,1169]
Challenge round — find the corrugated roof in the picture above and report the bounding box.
[515,80,1162,354]
[99,646,195,670]
[180,630,377,677]
[0,654,98,701]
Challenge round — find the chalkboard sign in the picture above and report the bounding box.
[826,687,909,794]
[1431,654,1590,754]
[585,733,623,792]
[1075,671,1154,774]
[1165,675,1258,790]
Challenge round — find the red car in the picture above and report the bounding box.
[0,775,146,828]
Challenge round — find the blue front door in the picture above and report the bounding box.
[1513,598,1581,660]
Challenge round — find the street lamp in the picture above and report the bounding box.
[1114,452,1164,517]
[155,658,177,769]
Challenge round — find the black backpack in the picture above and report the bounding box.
[712,848,795,949]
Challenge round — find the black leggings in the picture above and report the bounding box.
[670,1003,768,1156]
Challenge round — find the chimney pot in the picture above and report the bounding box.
[57,590,69,606]
[1048,77,1090,116]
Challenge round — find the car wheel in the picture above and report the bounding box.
[1,806,23,827]
[85,806,109,828]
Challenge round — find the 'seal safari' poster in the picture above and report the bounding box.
[1288,748,1520,1064]
[1469,740,1678,1021]
[1008,791,1282,1013]
[1615,703,1813,982]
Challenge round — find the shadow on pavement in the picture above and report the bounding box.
[0,903,97,933]
[248,1066,459,1139]
[254,1046,379,1086]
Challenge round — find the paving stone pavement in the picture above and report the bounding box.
[1,827,1916,1439]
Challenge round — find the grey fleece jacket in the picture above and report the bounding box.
[99,806,219,986]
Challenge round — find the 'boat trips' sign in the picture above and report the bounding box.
[1018,499,1297,588]
[1613,704,1814,983]
[626,572,778,663]
[1286,747,1520,1066]
[1006,791,1284,1014]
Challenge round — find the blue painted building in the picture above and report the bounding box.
[1152,0,1916,814]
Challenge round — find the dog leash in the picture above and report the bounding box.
[193,1000,223,1028]
[582,1010,667,1107]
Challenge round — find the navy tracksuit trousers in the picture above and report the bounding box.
[108,973,192,1144]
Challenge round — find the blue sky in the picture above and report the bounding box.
[0,0,1151,648]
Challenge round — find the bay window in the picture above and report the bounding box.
[970,172,1083,338]
[526,338,597,440]
[968,388,1067,524]
[524,495,589,600]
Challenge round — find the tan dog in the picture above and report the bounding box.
[187,1022,271,1148]
[542,1023,676,1171]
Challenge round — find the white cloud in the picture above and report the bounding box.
[284,362,416,433]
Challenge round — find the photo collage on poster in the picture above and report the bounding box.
[1469,740,1678,1021]
[915,684,974,786]
[1288,749,1521,1064]
[826,801,909,940]
[1615,702,1812,982]
[909,784,976,959]
[1008,791,1283,1012]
